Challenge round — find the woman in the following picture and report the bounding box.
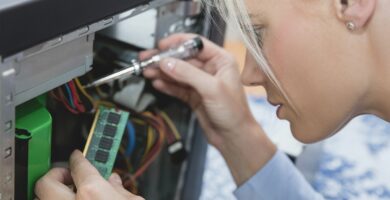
[35,0,388,199]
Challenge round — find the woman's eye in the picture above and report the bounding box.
[253,25,264,47]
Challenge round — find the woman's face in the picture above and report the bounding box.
[242,0,373,143]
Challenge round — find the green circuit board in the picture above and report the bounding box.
[83,106,129,179]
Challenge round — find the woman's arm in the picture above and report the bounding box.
[216,117,276,185]
[213,116,324,200]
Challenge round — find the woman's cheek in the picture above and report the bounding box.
[266,20,310,81]
[264,20,341,142]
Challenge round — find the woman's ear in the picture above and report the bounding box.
[334,0,377,30]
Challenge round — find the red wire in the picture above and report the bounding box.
[58,88,79,114]
[68,81,86,113]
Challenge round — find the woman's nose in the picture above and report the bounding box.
[241,52,267,86]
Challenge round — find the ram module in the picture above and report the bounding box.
[83,106,129,179]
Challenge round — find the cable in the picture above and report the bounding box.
[145,126,154,155]
[119,146,133,172]
[160,111,181,141]
[57,88,79,114]
[74,78,97,109]
[116,110,167,180]
[87,74,109,98]
[132,118,146,126]
[64,84,76,109]
[140,126,156,164]
[96,100,115,108]
[125,121,136,157]
[49,90,61,102]
[68,81,86,112]
[133,114,165,179]
[146,111,175,143]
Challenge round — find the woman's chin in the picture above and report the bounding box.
[290,123,329,144]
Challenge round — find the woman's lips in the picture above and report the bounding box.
[268,99,284,119]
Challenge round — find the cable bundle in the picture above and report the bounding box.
[49,78,187,195]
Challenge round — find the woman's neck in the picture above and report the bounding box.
[363,0,390,121]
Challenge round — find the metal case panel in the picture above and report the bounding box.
[0,0,150,57]
[14,34,94,105]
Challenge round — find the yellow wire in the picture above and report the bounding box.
[142,111,154,117]
[87,74,109,98]
[160,111,181,140]
[132,119,146,126]
[96,100,115,108]
[95,86,108,98]
[140,126,155,164]
[75,78,117,110]
[145,126,154,154]
[74,78,97,109]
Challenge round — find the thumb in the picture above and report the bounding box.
[159,58,217,97]
[69,150,102,188]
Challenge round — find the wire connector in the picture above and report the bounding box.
[168,140,187,164]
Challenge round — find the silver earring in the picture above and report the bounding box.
[346,21,356,31]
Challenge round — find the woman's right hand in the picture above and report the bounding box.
[142,33,276,185]
[142,33,254,148]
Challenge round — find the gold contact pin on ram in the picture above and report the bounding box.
[83,109,101,156]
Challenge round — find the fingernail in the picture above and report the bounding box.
[162,59,176,71]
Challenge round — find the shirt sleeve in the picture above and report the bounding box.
[234,150,324,200]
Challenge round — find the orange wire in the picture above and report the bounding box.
[133,115,166,179]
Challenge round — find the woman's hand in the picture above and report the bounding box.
[142,33,253,148]
[35,150,144,200]
[142,33,276,185]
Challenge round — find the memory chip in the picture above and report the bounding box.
[107,112,121,124]
[103,125,117,137]
[99,137,113,150]
[95,150,109,163]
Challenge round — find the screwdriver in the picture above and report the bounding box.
[84,37,204,88]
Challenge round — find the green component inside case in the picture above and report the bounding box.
[16,97,52,200]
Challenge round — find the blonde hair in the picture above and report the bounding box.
[203,0,297,112]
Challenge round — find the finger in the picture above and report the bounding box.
[35,168,75,200]
[139,49,159,60]
[143,68,174,82]
[108,173,137,197]
[158,33,224,62]
[152,79,200,108]
[45,168,74,185]
[69,150,103,188]
[143,57,205,80]
[159,58,217,97]
[186,58,204,68]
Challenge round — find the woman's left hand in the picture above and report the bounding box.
[35,150,144,200]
